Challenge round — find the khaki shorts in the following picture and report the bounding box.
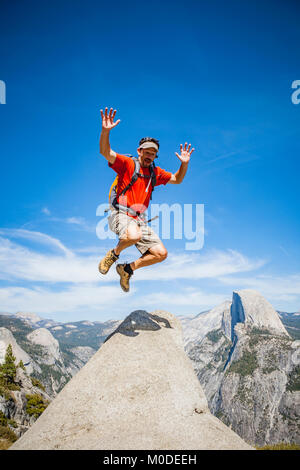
[108,209,162,255]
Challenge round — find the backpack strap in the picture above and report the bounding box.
[149,160,156,200]
[118,157,141,197]
[110,156,157,215]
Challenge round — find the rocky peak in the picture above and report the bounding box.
[15,312,43,324]
[185,291,298,447]
[231,289,289,339]
[180,290,289,346]
[26,328,60,365]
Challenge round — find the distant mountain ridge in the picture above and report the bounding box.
[0,314,121,399]
[2,301,299,346]
[1,291,299,447]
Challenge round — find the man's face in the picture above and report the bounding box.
[137,147,157,167]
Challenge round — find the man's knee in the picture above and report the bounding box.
[152,245,168,262]
[123,225,142,244]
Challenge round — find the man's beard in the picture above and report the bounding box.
[142,157,152,166]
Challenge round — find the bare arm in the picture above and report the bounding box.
[168,162,189,184]
[168,142,195,184]
[100,128,116,164]
[99,107,120,164]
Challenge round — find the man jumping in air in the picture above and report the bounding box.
[98,107,195,292]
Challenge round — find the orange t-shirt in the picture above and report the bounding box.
[108,154,172,218]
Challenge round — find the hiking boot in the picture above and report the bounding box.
[116,263,133,292]
[98,249,119,274]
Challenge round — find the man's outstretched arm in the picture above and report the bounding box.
[99,107,121,164]
[168,142,195,184]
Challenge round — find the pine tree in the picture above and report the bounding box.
[18,359,26,371]
[0,344,17,386]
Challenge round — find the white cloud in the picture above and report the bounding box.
[0,283,228,320]
[41,209,95,233]
[3,227,298,319]
[135,249,266,281]
[0,283,135,319]
[66,217,86,226]
[41,207,51,215]
[0,229,72,256]
[141,288,228,309]
[217,273,300,309]
[64,216,96,233]
[0,228,266,285]
[0,234,105,283]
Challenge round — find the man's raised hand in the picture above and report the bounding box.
[100,107,121,131]
[175,142,195,163]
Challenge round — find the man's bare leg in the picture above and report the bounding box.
[114,224,142,256]
[129,244,168,271]
[99,223,142,275]
[115,242,167,292]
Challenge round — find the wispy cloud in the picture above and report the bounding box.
[217,273,300,308]
[1,227,297,319]
[0,229,266,284]
[279,245,290,257]
[141,288,227,309]
[0,284,133,318]
[135,249,266,282]
[41,207,51,216]
[201,150,241,166]
[40,207,96,233]
[66,216,86,226]
[0,234,98,283]
[199,147,260,175]
[0,228,72,257]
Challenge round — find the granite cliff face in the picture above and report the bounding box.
[179,301,232,344]
[0,316,98,398]
[26,328,61,365]
[10,310,252,450]
[0,316,118,447]
[183,290,300,447]
[230,290,288,338]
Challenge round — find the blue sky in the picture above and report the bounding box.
[0,0,300,322]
